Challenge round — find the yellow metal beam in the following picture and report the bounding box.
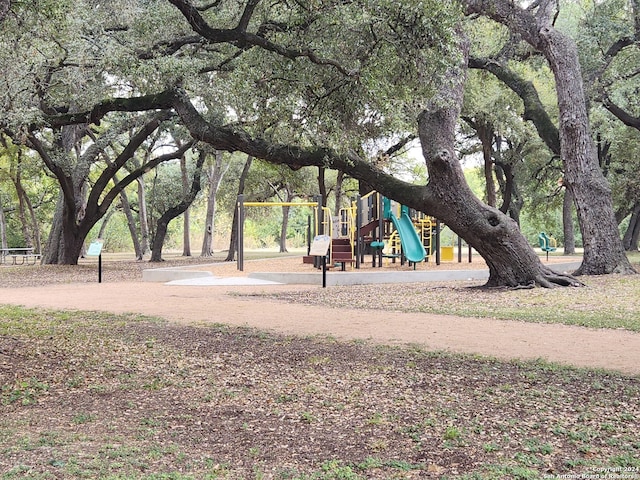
[240,202,318,208]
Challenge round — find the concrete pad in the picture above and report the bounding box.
[166,276,283,286]
[146,261,583,286]
[249,269,490,286]
[142,269,213,282]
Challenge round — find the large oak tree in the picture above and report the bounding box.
[1,0,634,284]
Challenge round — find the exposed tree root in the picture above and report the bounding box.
[535,271,585,288]
[482,269,585,290]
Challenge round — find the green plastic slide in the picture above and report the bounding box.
[388,209,426,263]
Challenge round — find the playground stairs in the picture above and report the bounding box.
[330,238,355,270]
[301,237,355,269]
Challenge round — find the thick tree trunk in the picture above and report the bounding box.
[43,193,63,264]
[417,32,579,288]
[538,27,633,274]
[463,0,634,276]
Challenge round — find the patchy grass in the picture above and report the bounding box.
[264,274,640,332]
[1,307,639,479]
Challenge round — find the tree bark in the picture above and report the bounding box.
[478,121,497,207]
[318,167,327,207]
[279,188,295,253]
[334,170,345,217]
[280,204,290,253]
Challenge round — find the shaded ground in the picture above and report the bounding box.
[0,254,639,375]
[1,255,639,479]
[1,309,639,479]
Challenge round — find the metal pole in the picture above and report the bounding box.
[355,195,361,269]
[435,219,441,265]
[458,236,462,263]
[98,254,102,283]
[322,256,327,288]
[306,216,311,255]
[377,194,383,268]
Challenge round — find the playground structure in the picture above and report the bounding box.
[538,232,557,260]
[236,191,472,272]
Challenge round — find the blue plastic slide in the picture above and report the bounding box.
[389,211,427,263]
[382,198,426,263]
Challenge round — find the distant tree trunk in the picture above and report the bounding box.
[11,156,34,249]
[495,160,520,224]
[150,152,206,262]
[137,177,150,258]
[97,208,115,238]
[43,193,64,264]
[181,154,191,257]
[225,155,253,262]
[623,203,640,251]
[318,167,327,207]
[479,122,497,207]
[201,150,228,256]
[563,188,576,255]
[120,192,143,260]
[280,205,290,253]
[279,189,294,253]
[0,196,7,249]
[334,170,345,216]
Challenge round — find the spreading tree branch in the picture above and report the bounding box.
[166,0,357,76]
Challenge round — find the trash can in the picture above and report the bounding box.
[440,246,454,262]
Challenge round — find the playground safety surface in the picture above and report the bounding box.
[1,254,639,376]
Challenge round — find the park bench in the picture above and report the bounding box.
[538,232,557,260]
[0,248,42,265]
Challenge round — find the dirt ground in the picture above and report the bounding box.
[1,254,640,376]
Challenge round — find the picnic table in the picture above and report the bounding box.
[0,247,42,265]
